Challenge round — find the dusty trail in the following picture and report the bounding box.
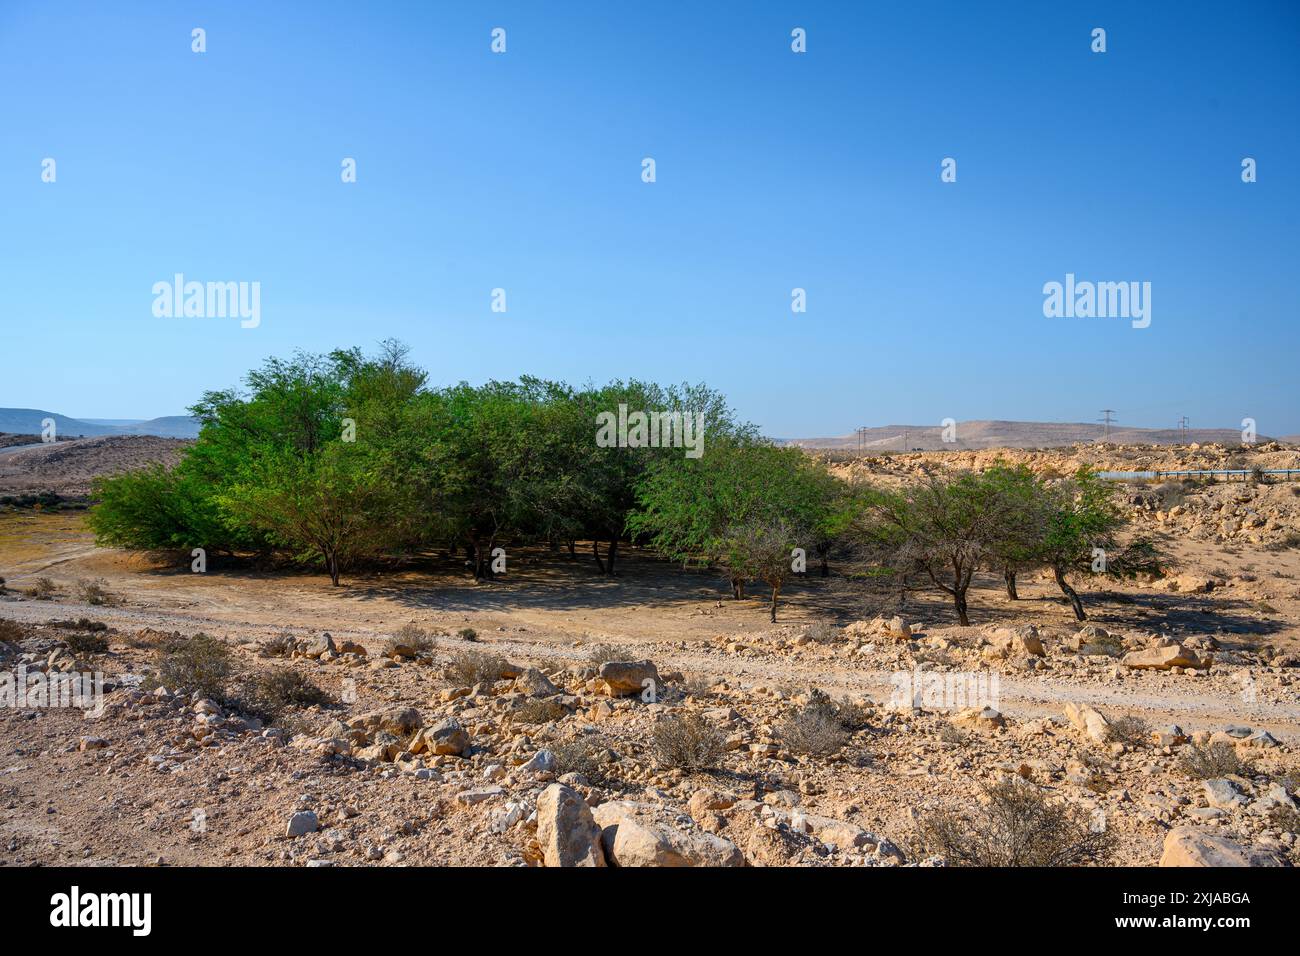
[2,597,1295,737]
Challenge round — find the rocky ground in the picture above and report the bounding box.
[0,443,1297,867]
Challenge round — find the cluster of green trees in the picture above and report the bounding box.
[88,343,1158,623]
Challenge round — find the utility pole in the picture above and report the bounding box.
[1098,409,1117,442]
[1178,416,1189,442]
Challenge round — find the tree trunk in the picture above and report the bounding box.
[326,552,340,587]
[1004,568,1018,600]
[954,587,969,626]
[567,539,576,558]
[769,584,780,622]
[1053,564,1086,620]
[592,540,606,574]
[819,556,829,577]
[607,538,619,576]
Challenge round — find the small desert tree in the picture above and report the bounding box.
[717,518,801,621]
[858,470,1023,626]
[983,462,1053,600]
[1040,468,1161,620]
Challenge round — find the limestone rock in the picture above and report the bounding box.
[598,660,660,697]
[1158,827,1287,867]
[592,800,743,867]
[536,783,606,867]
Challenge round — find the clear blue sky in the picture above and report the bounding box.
[2,1,1297,436]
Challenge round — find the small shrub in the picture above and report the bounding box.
[384,622,434,657]
[259,633,298,658]
[456,627,478,642]
[805,621,841,645]
[27,577,58,600]
[1105,715,1151,748]
[915,778,1111,866]
[1178,741,1252,780]
[63,631,109,656]
[151,633,234,700]
[241,668,331,723]
[652,712,724,770]
[681,673,714,699]
[76,578,116,606]
[550,735,615,783]
[586,643,626,667]
[512,697,569,725]
[445,648,507,686]
[1267,803,1300,834]
[939,724,969,747]
[779,693,850,757]
[1264,532,1300,553]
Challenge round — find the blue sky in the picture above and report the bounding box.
[2,1,1297,436]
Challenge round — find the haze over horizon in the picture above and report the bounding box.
[2,1,1297,435]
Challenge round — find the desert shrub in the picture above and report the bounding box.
[1268,803,1300,834]
[915,778,1111,866]
[240,668,331,722]
[939,724,969,747]
[63,631,109,656]
[76,578,116,606]
[28,577,58,600]
[0,619,24,644]
[512,697,569,725]
[550,735,616,783]
[1105,715,1151,747]
[805,621,842,645]
[681,673,714,699]
[652,712,724,770]
[1265,531,1300,552]
[1178,741,1252,780]
[1080,633,1125,657]
[456,627,478,642]
[150,633,234,700]
[383,622,434,658]
[445,648,507,686]
[779,692,850,756]
[259,633,298,658]
[586,643,626,666]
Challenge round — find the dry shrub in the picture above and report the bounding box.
[0,619,25,644]
[28,577,58,600]
[241,668,331,723]
[915,778,1111,866]
[76,578,116,606]
[63,631,109,656]
[512,697,569,725]
[456,627,478,642]
[1105,715,1151,747]
[259,633,298,658]
[445,648,507,686]
[805,621,842,645]
[550,735,616,783]
[681,673,714,699]
[1178,741,1252,780]
[150,633,234,700]
[779,691,851,756]
[384,622,434,657]
[652,712,724,770]
[1268,803,1300,834]
[585,643,626,667]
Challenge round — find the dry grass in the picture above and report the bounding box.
[915,778,1111,866]
[651,712,724,770]
[148,632,234,701]
[445,648,507,686]
[1178,741,1253,780]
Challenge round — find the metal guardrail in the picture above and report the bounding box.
[1099,469,1300,481]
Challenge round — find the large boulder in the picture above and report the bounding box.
[1122,644,1202,670]
[1063,701,1111,744]
[1158,827,1287,867]
[536,784,606,867]
[986,625,1044,658]
[425,717,470,756]
[347,706,423,736]
[592,801,743,867]
[515,667,559,698]
[598,660,660,697]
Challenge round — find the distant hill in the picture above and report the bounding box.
[781,420,1279,451]
[0,408,201,439]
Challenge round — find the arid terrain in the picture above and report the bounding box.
[1,440,1298,868]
